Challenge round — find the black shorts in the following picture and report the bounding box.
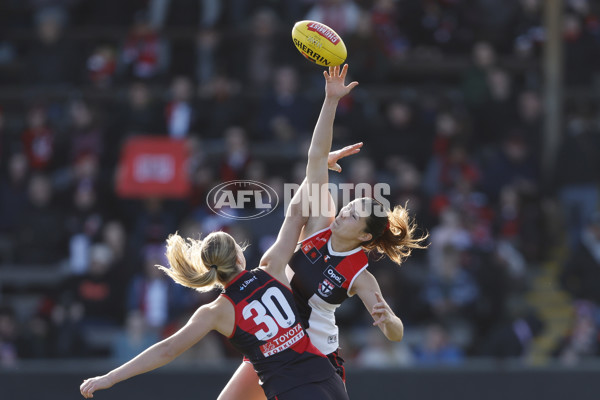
[326,350,346,382]
[269,373,348,400]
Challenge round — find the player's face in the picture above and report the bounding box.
[330,199,371,243]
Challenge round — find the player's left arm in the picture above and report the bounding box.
[80,298,234,398]
[260,213,306,285]
[350,270,404,341]
[260,143,363,267]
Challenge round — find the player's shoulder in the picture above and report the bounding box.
[302,226,332,244]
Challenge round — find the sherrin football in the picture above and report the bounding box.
[291,20,347,67]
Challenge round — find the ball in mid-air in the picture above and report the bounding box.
[291,20,347,67]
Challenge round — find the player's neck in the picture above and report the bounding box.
[329,234,360,253]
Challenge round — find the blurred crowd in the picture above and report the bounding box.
[1,0,600,369]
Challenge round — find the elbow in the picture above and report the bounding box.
[388,330,404,342]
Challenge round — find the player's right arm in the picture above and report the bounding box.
[304,64,358,236]
[80,298,234,398]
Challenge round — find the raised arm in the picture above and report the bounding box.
[260,142,363,269]
[305,64,358,234]
[80,299,233,398]
[259,208,306,284]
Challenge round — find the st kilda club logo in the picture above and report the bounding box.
[318,279,335,297]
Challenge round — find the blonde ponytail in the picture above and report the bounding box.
[158,231,242,292]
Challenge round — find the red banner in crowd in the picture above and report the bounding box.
[116,136,190,198]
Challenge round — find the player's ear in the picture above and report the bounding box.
[358,232,372,243]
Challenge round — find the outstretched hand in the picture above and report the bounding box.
[328,142,363,172]
[80,375,114,398]
[371,292,394,327]
[324,64,358,100]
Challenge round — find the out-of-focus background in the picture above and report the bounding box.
[0,0,599,399]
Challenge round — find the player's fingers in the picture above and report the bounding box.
[340,147,360,157]
[342,143,363,154]
[347,81,359,90]
[372,314,385,326]
[346,142,363,151]
[374,292,384,302]
[372,306,389,315]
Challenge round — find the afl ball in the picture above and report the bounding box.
[291,20,347,67]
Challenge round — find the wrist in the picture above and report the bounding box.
[106,371,119,385]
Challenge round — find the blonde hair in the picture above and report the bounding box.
[158,231,243,292]
[362,199,429,265]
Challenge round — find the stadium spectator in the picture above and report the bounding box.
[305,0,361,37]
[461,41,496,113]
[345,11,390,83]
[480,133,539,202]
[112,81,163,140]
[194,28,221,87]
[563,12,600,86]
[111,310,158,364]
[126,244,194,335]
[217,126,251,181]
[560,212,600,304]
[61,243,125,356]
[552,300,600,365]
[0,152,29,261]
[513,90,543,156]
[25,7,77,85]
[0,306,18,367]
[373,100,430,170]
[85,45,118,88]
[15,173,68,264]
[163,76,198,139]
[421,244,480,329]
[254,65,316,143]
[21,105,56,171]
[58,100,105,169]
[196,74,246,138]
[118,10,170,81]
[480,311,544,359]
[411,322,464,365]
[471,68,517,150]
[554,108,600,250]
[370,0,410,61]
[229,8,290,93]
[354,327,414,367]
